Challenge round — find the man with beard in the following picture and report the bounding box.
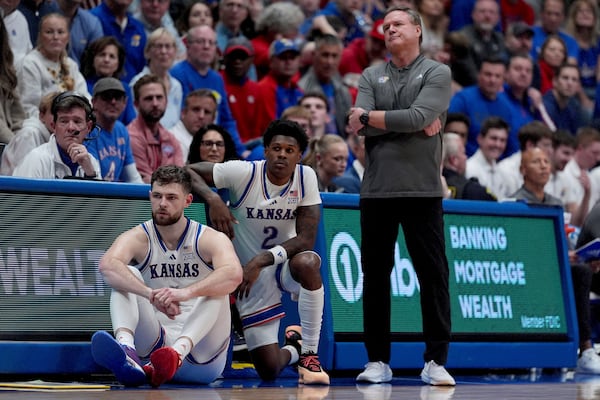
[128,74,184,183]
[87,77,143,183]
[91,165,243,387]
[186,120,330,385]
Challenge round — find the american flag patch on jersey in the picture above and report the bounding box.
[288,189,299,204]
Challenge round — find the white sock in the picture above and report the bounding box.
[283,345,299,365]
[172,337,192,359]
[298,286,324,354]
[115,330,135,348]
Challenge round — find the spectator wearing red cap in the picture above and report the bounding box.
[220,37,261,144]
[339,19,388,86]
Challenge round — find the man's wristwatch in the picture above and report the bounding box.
[359,111,370,126]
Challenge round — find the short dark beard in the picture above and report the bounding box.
[141,109,165,125]
[152,211,180,226]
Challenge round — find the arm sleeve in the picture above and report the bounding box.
[72,61,92,99]
[17,58,43,117]
[216,89,245,156]
[383,64,452,132]
[122,163,144,183]
[91,156,102,179]
[448,91,466,114]
[254,84,276,137]
[0,121,14,145]
[128,132,153,183]
[120,86,137,125]
[0,93,26,143]
[12,151,47,178]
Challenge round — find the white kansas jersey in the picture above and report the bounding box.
[213,160,321,265]
[135,218,214,309]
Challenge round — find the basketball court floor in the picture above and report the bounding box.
[1,367,600,400]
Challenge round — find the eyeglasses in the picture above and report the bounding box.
[99,92,125,102]
[188,38,216,47]
[151,42,175,50]
[200,140,225,148]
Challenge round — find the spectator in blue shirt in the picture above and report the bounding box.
[543,63,591,135]
[170,24,247,157]
[531,0,579,64]
[500,54,557,142]
[311,0,367,45]
[449,56,516,157]
[87,77,143,182]
[91,0,147,82]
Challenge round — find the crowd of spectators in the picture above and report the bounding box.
[2,0,600,226]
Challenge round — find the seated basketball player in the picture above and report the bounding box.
[90,165,242,387]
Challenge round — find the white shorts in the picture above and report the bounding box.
[244,320,281,351]
[236,251,319,348]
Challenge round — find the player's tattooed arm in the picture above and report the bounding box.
[283,204,321,257]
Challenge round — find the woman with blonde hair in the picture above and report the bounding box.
[129,27,183,128]
[565,0,600,104]
[303,133,349,193]
[17,13,89,117]
[0,16,25,144]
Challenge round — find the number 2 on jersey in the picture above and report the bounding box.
[261,226,279,249]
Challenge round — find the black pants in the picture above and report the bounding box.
[572,263,593,345]
[360,197,451,365]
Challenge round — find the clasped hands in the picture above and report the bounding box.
[150,287,183,320]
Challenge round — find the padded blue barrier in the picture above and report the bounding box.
[0,177,578,374]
